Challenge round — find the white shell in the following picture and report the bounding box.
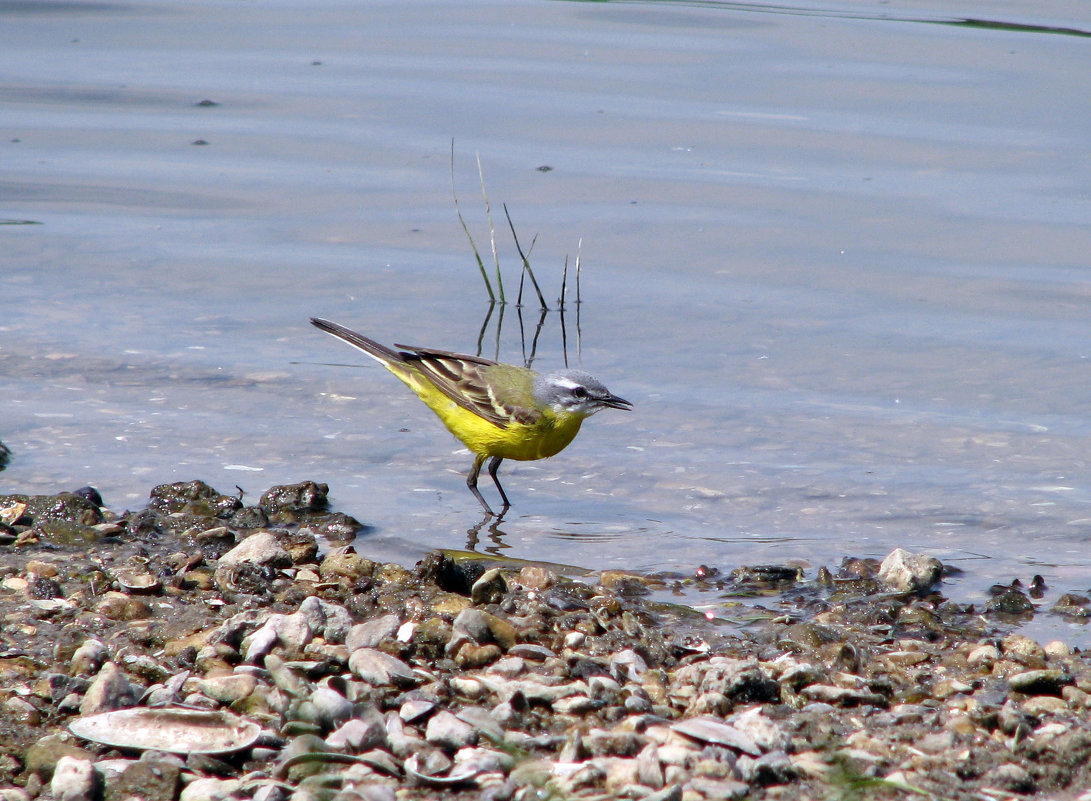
[69,707,261,755]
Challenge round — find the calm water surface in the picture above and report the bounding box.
[3,0,1090,643]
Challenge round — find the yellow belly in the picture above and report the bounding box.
[440,402,584,461]
[395,368,584,461]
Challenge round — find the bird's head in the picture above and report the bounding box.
[533,370,632,418]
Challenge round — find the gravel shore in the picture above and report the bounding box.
[2,480,1091,801]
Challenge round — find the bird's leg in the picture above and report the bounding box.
[467,454,496,516]
[487,456,511,513]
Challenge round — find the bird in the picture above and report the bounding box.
[310,317,632,516]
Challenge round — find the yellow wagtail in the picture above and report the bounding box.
[311,317,632,516]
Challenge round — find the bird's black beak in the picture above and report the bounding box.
[603,394,633,411]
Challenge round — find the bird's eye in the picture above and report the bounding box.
[571,386,588,399]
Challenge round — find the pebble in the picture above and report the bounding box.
[877,548,943,592]
[79,662,141,715]
[178,777,241,801]
[70,639,108,676]
[967,643,1000,668]
[196,673,256,704]
[217,531,290,569]
[346,614,401,649]
[50,756,96,801]
[1008,668,1071,696]
[326,712,387,751]
[425,710,478,751]
[348,648,418,687]
[1001,633,1047,667]
[307,686,353,730]
[9,486,1091,801]
[108,757,181,801]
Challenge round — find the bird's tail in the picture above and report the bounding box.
[310,318,407,370]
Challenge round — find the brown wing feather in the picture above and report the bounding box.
[393,345,541,429]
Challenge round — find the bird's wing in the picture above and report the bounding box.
[395,345,541,429]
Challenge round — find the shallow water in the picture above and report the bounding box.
[3,0,1091,644]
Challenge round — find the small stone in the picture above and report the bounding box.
[384,713,421,758]
[326,711,387,751]
[23,735,94,781]
[448,608,517,654]
[452,746,515,775]
[6,697,40,725]
[1062,686,1091,708]
[80,662,140,715]
[603,757,640,792]
[50,756,96,801]
[348,648,418,687]
[455,643,503,669]
[638,742,665,789]
[1000,634,1046,667]
[987,588,1035,615]
[251,785,285,801]
[507,643,554,661]
[319,549,375,582]
[984,763,1035,794]
[263,654,309,697]
[916,731,954,754]
[70,639,108,676]
[516,565,555,590]
[1022,696,1069,715]
[178,777,241,801]
[449,677,486,700]
[239,617,282,664]
[641,785,683,801]
[728,707,789,752]
[610,649,648,681]
[217,532,291,569]
[932,678,974,699]
[425,710,477,751]
[408,746,453,778]
[399,699,436,723]
[1044,640,1074,657]
[110,758,181,801]
[686,776,749,800]
[455,706,504,743]
[277,735,330,781]
[564,631,586,650]
[273,609,314,656]
[309,687,353,730]
[1009,669,1071,696]
[775,661,824,691]
[197,674,257,704]
[736,751,796,785]
[94,592,153,621]
[877,548,942,592]
[470,568,507,604]
[1051,593,1091,618]
[800,684,888,708]
[487,656,527,678]
[967,644,1000,669]
[553,695,601,715]
[259,481,328,513]
[346,614,401,650]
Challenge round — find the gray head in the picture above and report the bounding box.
[532,369,633,417]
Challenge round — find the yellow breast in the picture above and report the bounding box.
[395,368,585,461]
